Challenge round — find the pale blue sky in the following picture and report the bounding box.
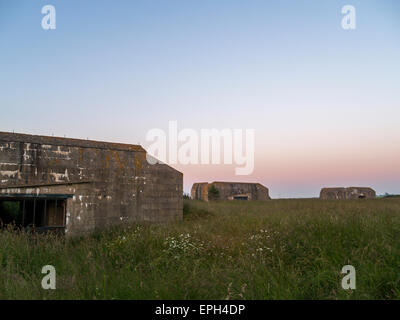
[1,0,399,197]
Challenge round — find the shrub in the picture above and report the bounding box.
[208,185,220,201]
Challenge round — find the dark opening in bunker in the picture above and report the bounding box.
[233,196,249,200]
[0,194,72,234]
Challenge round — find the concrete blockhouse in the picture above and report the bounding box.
[191,181,270,201]
[320,187,376,200]
[0,132,183,236]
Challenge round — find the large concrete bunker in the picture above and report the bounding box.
[0,132,183,236]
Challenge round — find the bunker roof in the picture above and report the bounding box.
[211,181,264,185]
[0,131,145,153]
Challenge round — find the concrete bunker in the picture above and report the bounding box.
[0,132,183,236]
[320,187,376,200]
[191,182,270,201]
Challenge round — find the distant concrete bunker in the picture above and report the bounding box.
[191,182,270,201]
[320,187,376,200]
[0,132,183,236]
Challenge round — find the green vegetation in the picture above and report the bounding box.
[1,198,400,299]
[0,201,22,226]
[381,193,400,198]
[208,185,220,201]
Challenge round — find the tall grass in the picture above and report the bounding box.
[1,198,400,299]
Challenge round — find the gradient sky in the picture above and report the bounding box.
[1,0,399,197]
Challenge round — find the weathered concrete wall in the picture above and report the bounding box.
[191,181,270,201]
[0,132,183,236]
[319,187,346,200]
[320,187,376,200]
[191,182,209,201]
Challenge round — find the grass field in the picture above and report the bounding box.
[1,198,400,300]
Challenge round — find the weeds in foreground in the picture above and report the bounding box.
[0,198,400,299]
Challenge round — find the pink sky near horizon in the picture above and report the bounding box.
[171,127,400,198]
